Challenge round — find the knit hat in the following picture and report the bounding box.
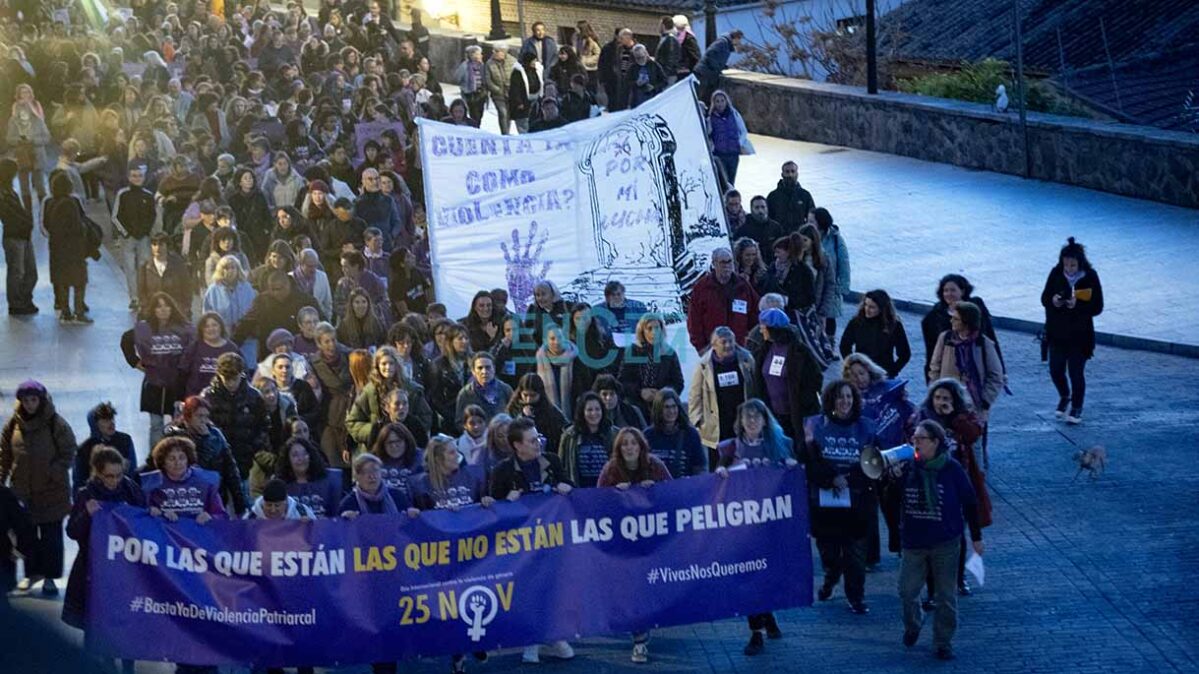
[267,328,295,352]
[759,308,790,328]
[308,179,329,194]
[15,379,46,399]
[263,478,289,503]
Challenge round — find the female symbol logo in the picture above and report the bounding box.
[459,585,500,641]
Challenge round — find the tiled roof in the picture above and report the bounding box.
[881,0,1199,129]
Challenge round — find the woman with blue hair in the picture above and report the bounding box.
[715,398,796,656]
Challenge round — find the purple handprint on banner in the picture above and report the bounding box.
[501,222,552,312]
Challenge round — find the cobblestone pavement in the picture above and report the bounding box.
[4,203,1196,672]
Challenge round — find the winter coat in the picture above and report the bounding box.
[454,380,514,430]
[226,190,273,255]
[766,260,816,312]
[687,271,761,351]
[261,169,306,210]
[44,195,90,287]
[489,453,572,498]
[352,192,402,249]
[200,379,271,477]
[203,280,257,332]
[506,399,570,456]
[929,331,1004,411]
[732,215,783,254]
[688,347,758,448]
[751,327,824,422]
[819,225,850,317]
[521,35,560,71]
[622,59,668,109]
[345,380,434,453]
[766,179,815,232]
[618,343,685,419]
[694,35,735,84]
[509,63,543,120]
[63,477,145,628]
[310,347,354,468]
[233,288,319,361]
[162,424,247,515]
[120,320,194,415]
[1041,267,1104,358]
[921,296,1004,379]
[485,55,517,102]
[138,253,192,312]
[0,399,76,523]
[655,32,682,74]
[839,315,912,378]
[0,186,33,241]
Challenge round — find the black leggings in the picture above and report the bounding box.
[1049,344,1088,410]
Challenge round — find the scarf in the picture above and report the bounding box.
[1063,268,1086,289]
[537,342,577,417]
[292,264,316,294]
[918,450,949,508]
[951,331,984,408]
[353,484,399,515]
[471,378,501,405]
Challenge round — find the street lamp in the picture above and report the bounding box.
[703,0,717,48]
[488,0,508,39]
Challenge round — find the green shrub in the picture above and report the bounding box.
[899,58,1091,117]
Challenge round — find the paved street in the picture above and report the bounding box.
[3,198,1197,671]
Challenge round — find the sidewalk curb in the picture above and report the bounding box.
[845,291,1199,360]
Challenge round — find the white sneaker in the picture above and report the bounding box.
[521,646,540,663]
[631,642,649,663]
[542,641,575,660]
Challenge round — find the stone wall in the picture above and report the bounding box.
[719,71,1199,210]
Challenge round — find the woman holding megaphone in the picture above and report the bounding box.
[896,420,985,661]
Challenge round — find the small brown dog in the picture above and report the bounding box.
[1072,445,1107,480]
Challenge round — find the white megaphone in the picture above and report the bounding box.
[860,444,918,480]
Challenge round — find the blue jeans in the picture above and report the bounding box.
[714,152,740,185]
[3,237,37,311]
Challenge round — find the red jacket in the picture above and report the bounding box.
[687,271,760,351]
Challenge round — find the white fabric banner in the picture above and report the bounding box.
[417,81,729,319]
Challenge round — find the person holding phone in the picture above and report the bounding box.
[1040,237,1103,425]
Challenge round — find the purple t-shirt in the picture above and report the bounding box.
[381,454,424,499]
[412,466,485,510]
[181,340,242,396]
[286,473,344,518]
[148,469,226,518]
[762,343,790,417]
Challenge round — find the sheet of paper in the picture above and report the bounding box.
[965,552,986,587]
[818,488,851,508]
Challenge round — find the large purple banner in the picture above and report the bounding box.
[88,469,812,668]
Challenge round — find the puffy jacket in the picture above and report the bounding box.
[0,398,76,523]
[200,379,271,476]
[345,380,434,453]
[687,271,760,351]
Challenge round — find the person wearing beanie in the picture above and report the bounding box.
[246,478,315,521]
[0,380,77,596]
[200,353,272,480]
[751,307,823,438]
[255,328,312,382]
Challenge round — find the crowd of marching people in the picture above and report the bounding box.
[0,0,1107,672]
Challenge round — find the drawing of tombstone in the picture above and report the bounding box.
[572,115,701,321]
